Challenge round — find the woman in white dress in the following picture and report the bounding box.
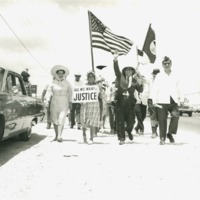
[46,65,72,142]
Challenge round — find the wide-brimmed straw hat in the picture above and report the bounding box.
[51,65,69,77]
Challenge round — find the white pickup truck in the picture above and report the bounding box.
[179,103,193,117]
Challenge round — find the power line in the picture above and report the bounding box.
[0,14,48,73]
[185,92,200,95]
[21,11,55,66]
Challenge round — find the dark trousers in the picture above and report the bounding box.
[157,97,179,140]
[148,99,159,127]
[70,103,81,127]
[134,103,147,132]
[115,96,135,141]
[46,108,51,123]
[108,102,115,130]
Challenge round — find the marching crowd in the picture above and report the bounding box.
[41,51,184,145]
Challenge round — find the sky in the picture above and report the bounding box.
[0,0,200,98]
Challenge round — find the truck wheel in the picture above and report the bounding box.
[19,125,32,141]
[188,112,192,117]
[179,112,183,116]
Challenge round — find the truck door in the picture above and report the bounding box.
[2,72,25,138]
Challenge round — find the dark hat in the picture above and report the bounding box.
[74,73,81,77]
[96,65,107,70]
[122,66,136,75]
[152,69,160,75]
[162,56,171,63]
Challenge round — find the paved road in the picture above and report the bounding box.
[0,114,200,200]
[179,113,200,134]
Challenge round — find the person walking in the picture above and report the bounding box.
[152,56,184,145]
[113,50,143,145]
[106,81,117,134]
[98,82,108,131]
[133,75,148,135]
[134,79,148,135]
[45,65,72,142]
[147,69,160,138]
[70,73,84,129]
[95,76,107,133]
[42,83,52,129]
[80,71,103,144]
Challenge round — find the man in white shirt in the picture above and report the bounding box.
[152,56,184,145]
[147,69,160,138]
[70,73,84,129]
[108,81,117,134]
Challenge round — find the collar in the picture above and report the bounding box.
[56,78,65,82]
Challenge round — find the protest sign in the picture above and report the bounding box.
[72,85,99,103]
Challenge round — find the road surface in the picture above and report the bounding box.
[0,114,200,200]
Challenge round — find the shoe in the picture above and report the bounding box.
[135,128,139,134]
[160,138,165,145]
[88,139,93,145]
[151,133,158,138]
[57,138,62,142]
[46,123,51,129]
[83,136,87,143]
[167,133,175,143]
[119,140,125,145]
[128,132,133,140]
[110,129,114,134]
[139,131,144,135]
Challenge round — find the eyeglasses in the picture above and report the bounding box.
[163,62,171,65]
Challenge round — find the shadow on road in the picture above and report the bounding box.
[0,132,46,167]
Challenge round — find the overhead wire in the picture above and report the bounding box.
[21,10,56,68]
[0,14,49,74]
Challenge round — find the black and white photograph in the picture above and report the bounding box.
[0,0,200,199]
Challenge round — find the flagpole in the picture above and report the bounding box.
[88,11,95,72]
[136,45,139,70]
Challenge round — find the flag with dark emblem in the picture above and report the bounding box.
[88,11,133,56]
[142,24,156,63]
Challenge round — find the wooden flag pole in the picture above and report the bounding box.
[136,45,140,71]
[88,11,95,72]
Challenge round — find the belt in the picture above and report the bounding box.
[53,95,68,96]
[122,95,129,97]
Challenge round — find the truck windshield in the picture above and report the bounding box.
[0,68,5,92]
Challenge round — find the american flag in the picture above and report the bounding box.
[88,11,133,56]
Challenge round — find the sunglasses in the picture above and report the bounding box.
[163,62,171,65]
